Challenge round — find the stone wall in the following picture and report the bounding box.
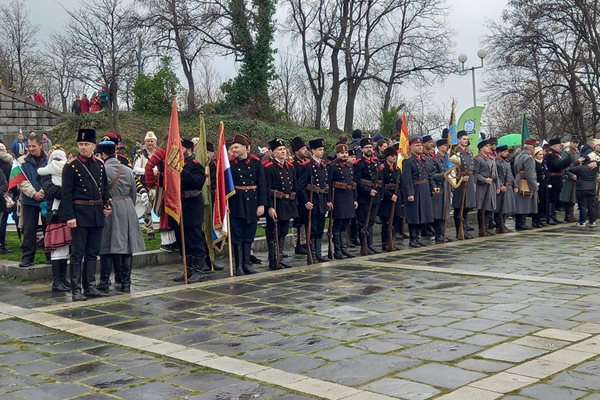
[0,87,66,143]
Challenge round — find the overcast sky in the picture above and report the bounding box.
[28,0,508,123]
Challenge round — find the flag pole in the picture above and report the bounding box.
[226,209,234,277]
[180,215,188,285]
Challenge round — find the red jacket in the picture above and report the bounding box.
[80,97,90,113]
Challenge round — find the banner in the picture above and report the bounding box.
[396,112,409,169]
[164,99,183,223]
[212,122,236,251]
[197,112,215,262]
[457,106,485,154]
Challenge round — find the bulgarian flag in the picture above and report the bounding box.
[8,160,27,190]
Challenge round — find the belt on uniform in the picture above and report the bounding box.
[271,190,296,200]
[307,184,329,194]
[549,172,564,177]
[73,199,103,206]
[506,183,513,187]
[333,181,357,190]
[414,179,428,185]
[235,185,257,190]
[182,190,202,198]
[384,183,398,190]
[460,171,473,177]
[360,179,382,188]
[112,195,131,200]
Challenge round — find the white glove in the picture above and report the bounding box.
[141,192,149,207]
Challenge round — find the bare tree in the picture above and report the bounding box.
[0,0,39,95]
[65,0,137,130]
[194,58,224,106]
[271,51,304,121]
[41,33,78,113]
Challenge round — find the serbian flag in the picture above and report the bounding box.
[212,121,235,251]
[163,99,184,224]
[8,160,27,190]
[397,112,409,170]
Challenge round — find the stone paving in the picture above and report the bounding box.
[1,223,600,399]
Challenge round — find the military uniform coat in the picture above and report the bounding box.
[514,153,538,214]
[100,157,145,255]
[474,154,499,212]
[430,153,448,220]
[327,159,357,219]
[401,155,435,225]
[496,157,516,214]
[263,158,298,221]
[451,147,477,209]
[181,154,206,226]
[545,149,570,197]
[229,154,266,224]
[354,156,382,205]
[62,156,110,227]
[559,149,580,203]
[298,157,329,216]
[378,162,403,218]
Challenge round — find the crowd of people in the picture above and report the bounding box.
[70,86,110,115]
[2,125,596,303]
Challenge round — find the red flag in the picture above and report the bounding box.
[164,99,184,224]
[397,112,410,169]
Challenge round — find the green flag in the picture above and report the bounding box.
[196,112,215,265]
[521,114,529,146]
[456,106,485,153]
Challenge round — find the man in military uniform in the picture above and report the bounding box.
[474,140,499,237]
[495,144,517,233]
[173,138,208,283]
[328,144,357,259]
[263,138,298,270]
[421,134,437,238]
[431,138,451,243]
[63,128,111,301]
[452,131,477,239]
[229,134,266,276]
[354,138,381,255]
[378,146,402,251]
[298,138,330,262]
[545,137,571,224]
[514,140,539,230]
[402,136,439,247]
[560,138,581,222]
[291,136,309,255]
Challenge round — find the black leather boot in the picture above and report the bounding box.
[233,244,244,276]
[314,239,328,262]
[70,262,87,301]
[367,226,380,254]
[113,255,122,284]
[97,255,112,293]
[416,224,429,246]
[241,243,257,274]
[278,236,292,268]
[408,225,421,248]
[434,220,445,244]
[120,255,132,292]
[333,233,345,259]
[51,260,70,292]
[340,232,355,258]
[58,258,70,289]
[174,256,192,282]
[189,256,207,283]
[267,238,283,270]
[485,212,496,236]
[83,261,109,297]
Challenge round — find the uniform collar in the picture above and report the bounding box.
[78,155,94,164]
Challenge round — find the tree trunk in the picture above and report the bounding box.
[533,53,547,139]
[61,95,67,113]
[314,98,322,130]
[185,67,196,112]
[110,81,118,131]
[344,84,358,133]
[328,47,341,133]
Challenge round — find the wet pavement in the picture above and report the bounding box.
[1,222,600,399]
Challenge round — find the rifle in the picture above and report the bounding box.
[306,176,314,265]
[273,192,280,267]
[442,180,450,243]
[386,166,401,252]
[479,178,492,237]
[360,192,375,256]
[457,181,468,240]
[327,188,336,259]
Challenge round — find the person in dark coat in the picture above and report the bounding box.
[0,144,12,254]
[299,138,330,262]
[71,95,81,115]
[18,136,48,267]
[431,139,451,243]
[328,143,357,259]
[172,138,208,283]
[263,138,298,270]
[62,129,111,301]
[560,138,581,222]
[354,138,381,254]
[545,137,571,224]
[494,144,517,233]
[291,136,310,256]
[451,131,476,239]
[474,140,499,237]
[533,147,549,228]
[402,135,438,247]
[229,134,266,276]
[569,147,599,226]
[378,147,402,251]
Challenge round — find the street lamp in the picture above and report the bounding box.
[136,31,143,74]
[458,49,487,107]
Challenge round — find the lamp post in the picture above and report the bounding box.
[136,31,143,74]
[458,49,487,107]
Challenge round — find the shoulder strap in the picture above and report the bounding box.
[108,163,124,192]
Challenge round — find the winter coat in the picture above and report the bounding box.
[451,146,477,209]
[100,157,145,255]
[559,149,580,203]
[514,152,538,214]
[401,155,435,225]
[496,157,516,215]
[474,154,499,212]
[18,153,48,207]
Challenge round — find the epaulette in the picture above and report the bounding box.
[67,158,76,164]
[192,159,201,164]
[379,164,386,171]
[249,154,260,161]
[262,159,273,168]
[228,154,235,162]
[286,161,295,168]
[299,159,310,166]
